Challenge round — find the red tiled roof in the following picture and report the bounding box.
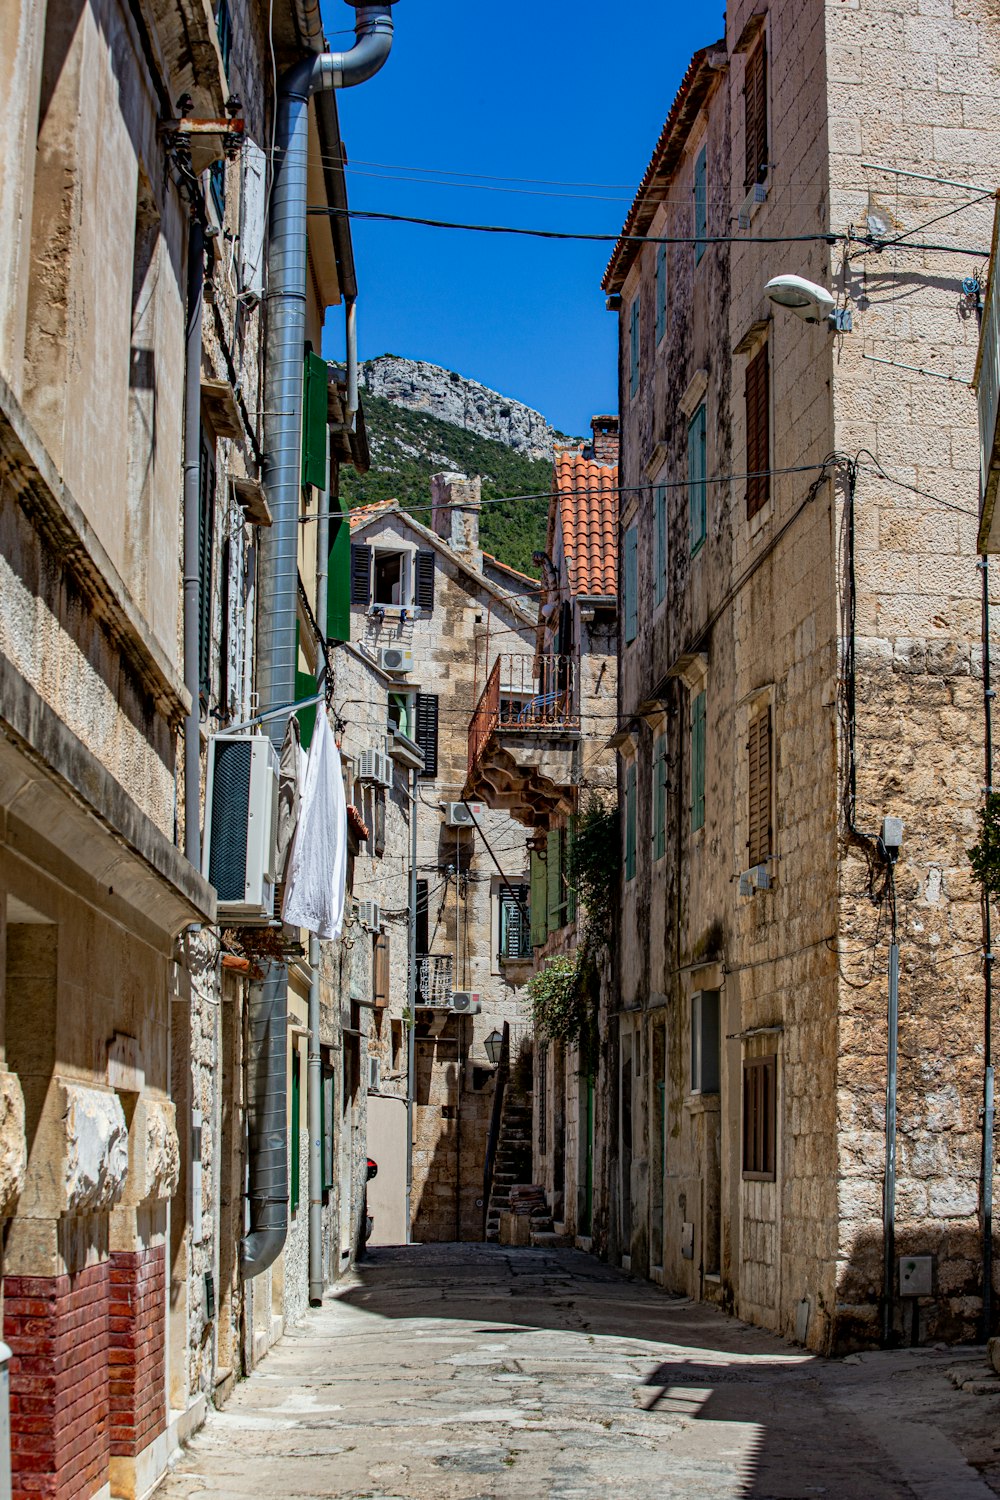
[553,451,618,597]
[348,500,397,529]
[347,804,370,840]
[482,551,539,588]
[602,42,723,294]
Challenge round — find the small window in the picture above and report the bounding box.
[624,761,637,881]
[744,41,768,191]
[743,1055,777,1179]
[652,734,667,861]
[629,294,641,398]
[691,990,720,1094]
[655,242,667,343]
[623,524,638,643]
[688,403,707,556]
[373,549,409,607]
[747,706,772,868]
[387,691,411,739]
[694,146,708,263]
[745,342,771,519]
[499,885,532,960]
[691,690,706,833]
[654,485,668,606]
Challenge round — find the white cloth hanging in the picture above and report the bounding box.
[281,709,347,940]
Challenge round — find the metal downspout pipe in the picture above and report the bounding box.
[308,429,330,1305]
[183,216,205,869]
[242,1,396,1282]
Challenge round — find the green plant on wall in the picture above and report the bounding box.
[526,955,586,1045]
[968,791,1000,898]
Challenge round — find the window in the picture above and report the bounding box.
[499,885,532,960]
[349,544,435,611]
[655,241,667,343]
[415,878,429,956]
[688,403,707,555]
[373,549,408,606]
[624,761,637,881]
[214,0,232,74]
[744,41,768,191]
[691,990,720,1094]
[623,523,638,643]
[694,146,708,263]
[373,931,389,1009]
[654,484,668,606]
[691,690,706,833]
[321,1064,335,1192]
[198,430,216,699]
[387,691,410,738]
[745,342,770,519]
[747,706,772,868]
[290,1050,301,1215]
[652,734,667,861]
[743,1055,777,1179]
[414,693,439,777]
[629,293,641,398]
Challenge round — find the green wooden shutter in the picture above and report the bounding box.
[656,242,667,342]
[691,691,706,832]
[294,621,317,750]
[654,486,667,606]
[625,763,637,881]
[302,351,328,489]
[291,1050,301,1215]
[566,814,577,925]
[624,525,638,643]
[327,509,351,643]
[694,146,708,262]
[688,404,707,555]
[629,294,641,398]
[653,735,666,861]
[547,826,562,932]
[530,851,547,947]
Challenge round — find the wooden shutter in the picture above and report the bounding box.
[745,343,771,519]
[652,735,666,861]
[688,405,707,554]
[565,815,577,925]
[694,146,707,262]
[743,1055,776,1178]
[744,42,768,190]
[655,242,667,343]
[630,294,641,397]
[747,706,772,867]
[198,434,215,697]
[415,878,429,955]
[373,931,389,1009]
[530,851,547,947]
[290,1051,300,1214]
[654,486,667,605]
[414,549,435,610]
[500,885,530,959]
[414,693,438,777]
[350,543,372,604]
[691,690,706,832]
[547,826,563,932]
[327,514,351,642]
[624,525,638,643]
[625,763,637,881]
[301,350,328,489]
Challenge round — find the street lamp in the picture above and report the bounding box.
[484,1029,504,1066]
[764,274,852,332]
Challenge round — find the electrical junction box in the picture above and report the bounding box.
[899,1255,933,1296]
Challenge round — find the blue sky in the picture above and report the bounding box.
[320,1,724,436]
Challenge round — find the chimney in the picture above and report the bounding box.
[430,471,482,572]
[588,414,619,467]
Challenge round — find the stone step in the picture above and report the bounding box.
[530,1231,574,1249]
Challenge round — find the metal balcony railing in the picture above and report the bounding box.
[416,954,453,1007]
[468,654,579,773]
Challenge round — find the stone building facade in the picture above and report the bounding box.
[348,481,537,1242]
[604,0,1000,1353]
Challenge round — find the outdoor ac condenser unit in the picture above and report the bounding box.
[444,801,482,828]
[359,749,392,787]
[358,899,381,931]
[203,735,279,922]
[450,992,482,1016]
[377,646,414,674]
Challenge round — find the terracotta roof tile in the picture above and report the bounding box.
[553,451,618,597]
[348,500,398,530]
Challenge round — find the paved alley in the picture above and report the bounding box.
[157,1245,1000,1500]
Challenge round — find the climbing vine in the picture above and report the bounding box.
[526,955,586,1047]
[968,792,1000,899]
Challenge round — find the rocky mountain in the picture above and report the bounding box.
[360,355,563,461]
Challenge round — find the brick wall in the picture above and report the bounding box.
[108,1246,166,1458]
[5,1262,110,1500]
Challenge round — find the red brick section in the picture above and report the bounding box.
[108,1247,166,1459]
[5,1262,110,1500]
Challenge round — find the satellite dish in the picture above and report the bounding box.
[764,275,837,324]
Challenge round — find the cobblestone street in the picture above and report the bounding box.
[157,1245,1000,1500]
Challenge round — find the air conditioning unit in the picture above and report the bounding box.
[738,180,768,230]
[377,646,414,674]
[368,1056,381,1091]
[450,992,482,1015]
[358,899,381,931]
[203,735,279,922]
[444,801,483,828]
[738,863,771,897]
[358,749,392,787]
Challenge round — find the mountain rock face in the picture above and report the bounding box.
[361,355,559,462]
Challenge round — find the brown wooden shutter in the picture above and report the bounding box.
[745,342,770,519]
[747,706,772,868]
[743,1055,776,1178]
[744,42,768,190]
[373,931,389,1009]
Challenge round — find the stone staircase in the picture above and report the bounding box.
[485,1091,533,1242]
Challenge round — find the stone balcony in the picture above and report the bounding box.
[464,654,579,827]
